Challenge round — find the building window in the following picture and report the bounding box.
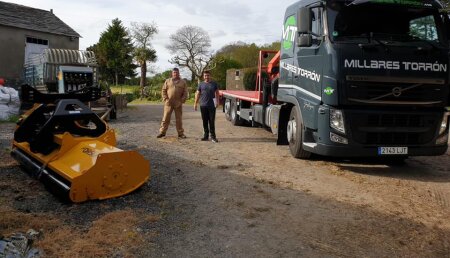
[26,37,49,45]
[235,70,240,81]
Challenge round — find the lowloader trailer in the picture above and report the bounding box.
[221,0,450,160]
[11,85,150,202]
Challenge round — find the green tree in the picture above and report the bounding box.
[148,70,172,88]
[130,22,158,98]
[90,18,136,85]
[243,67,258,91]
[210,57,243,90]
[216,41,280,68]
[217,42,259,68]
[263,41,281,51]
[211,41,279,90]
[243,68,269,91]
[145,70,172,99]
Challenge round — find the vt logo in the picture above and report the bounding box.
[324,87,335,96]
[282,16,297,50]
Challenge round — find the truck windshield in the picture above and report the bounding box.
[327,3,446,46]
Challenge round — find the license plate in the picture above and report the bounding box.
[378,147,408,155]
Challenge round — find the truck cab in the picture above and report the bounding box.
[277,0,450,158]
[221,0,450,159]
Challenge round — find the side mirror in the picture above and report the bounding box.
[297,7,312,34]
[298,34,312,47]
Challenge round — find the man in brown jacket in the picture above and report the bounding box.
[157,68,188,138]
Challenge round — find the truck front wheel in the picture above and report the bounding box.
[288,107,311,159]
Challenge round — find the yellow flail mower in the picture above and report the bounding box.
[11,85,150,203]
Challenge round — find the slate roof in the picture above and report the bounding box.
[0,1,80,38]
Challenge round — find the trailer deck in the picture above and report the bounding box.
[219,90,262,104]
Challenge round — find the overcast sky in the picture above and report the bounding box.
[8,0,295,75]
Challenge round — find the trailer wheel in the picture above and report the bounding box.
[287,107,311,159]
[230,99,242,126]
[224,99,232,121]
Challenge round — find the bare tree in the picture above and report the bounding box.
[130,22,158,98]
[166,25,219,83]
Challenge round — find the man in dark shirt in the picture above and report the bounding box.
[194,71,220,143]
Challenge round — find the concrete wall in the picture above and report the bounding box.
[0,25,79,87]
[226,68,255,91]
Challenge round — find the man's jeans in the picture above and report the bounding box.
[200,106,216,138]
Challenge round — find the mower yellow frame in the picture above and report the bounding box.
[13,129,150,203]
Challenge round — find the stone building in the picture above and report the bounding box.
[226,68,253,91]
[0,1,80,86]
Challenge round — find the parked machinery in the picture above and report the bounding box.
[221,0,450,159]
[11,85,150,202]
[23,49,115,119]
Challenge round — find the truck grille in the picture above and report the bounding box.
[345,82,445,106]
[348,112,440,145]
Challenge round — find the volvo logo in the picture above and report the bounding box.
[392,87,402,97]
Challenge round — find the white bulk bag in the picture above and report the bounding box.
[0,104,9,120]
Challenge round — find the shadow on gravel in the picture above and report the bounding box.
[218,137,276,143]
[311,156,450,183]
[108,104,197,125]
[2,146,450,257]
[127,149,450,258]
[2,105,450,257]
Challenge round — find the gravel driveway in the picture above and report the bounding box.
[1,104,449,257]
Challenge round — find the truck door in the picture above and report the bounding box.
[294,6,324,129]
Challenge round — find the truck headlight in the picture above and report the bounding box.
[330,108,345,134]
[439,113,448,135]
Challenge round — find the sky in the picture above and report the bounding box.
[7,0,296,76]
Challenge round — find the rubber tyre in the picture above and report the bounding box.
[224,99,232,121]
[230,99,241,126]
[288,107,311,159]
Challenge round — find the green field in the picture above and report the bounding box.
[110,85,195,105]
[110,85,139,94]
